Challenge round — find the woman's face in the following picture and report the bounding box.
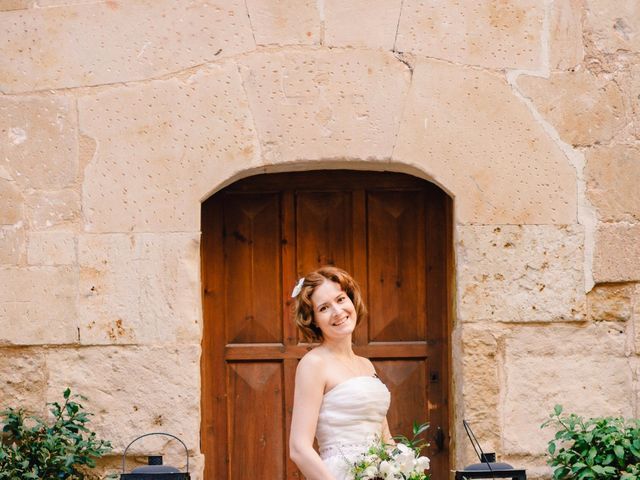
[310,279,357,341]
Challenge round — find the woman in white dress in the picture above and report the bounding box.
[289,267,393,480]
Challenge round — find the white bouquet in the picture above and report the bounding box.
[350,423,431,480]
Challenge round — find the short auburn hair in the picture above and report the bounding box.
[293,266,367,343]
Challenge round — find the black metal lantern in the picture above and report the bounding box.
[455,421,526,480]
[120,432,190,480]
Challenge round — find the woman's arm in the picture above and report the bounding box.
[289,354,336,480]
[382,416,395,446]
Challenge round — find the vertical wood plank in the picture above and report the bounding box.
[352,189,368,346]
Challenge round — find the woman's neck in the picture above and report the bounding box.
[321,336,355,359]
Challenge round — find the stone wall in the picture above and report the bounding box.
[1,1,638,478]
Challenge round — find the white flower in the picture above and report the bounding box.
[361,465,378,479]
[379,460,399,479]
[394,445,417,475]
[416,455,430,471]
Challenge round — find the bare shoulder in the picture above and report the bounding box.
[295,348,327,380]
[358,355,377,375]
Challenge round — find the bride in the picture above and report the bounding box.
[289,267,393,480]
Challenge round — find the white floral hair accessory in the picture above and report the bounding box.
[291,277,304,298]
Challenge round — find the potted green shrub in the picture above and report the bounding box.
[542,404,640,479]
[0,388,111,480]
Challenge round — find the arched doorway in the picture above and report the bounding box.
[201,170,453,479]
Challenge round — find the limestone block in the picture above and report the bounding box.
[27,230,76,266]
[457,225,585,322]
[517,70,626,146]
[0,0,32,11]
[583,0,640,54]
[395,0,544,70]
[44,345,201,452]
[245,0,319,45]
[459,324,503,452]
[0,95,78,189]
[394,59,577,224]
[0,1,255,93]
[502,323,632,455]
[0,224,26,264]
[586,144,640,222]
[0,348,46,413]
[24,189,81,230]
[549,0,584,70]
[0,179,23,225]
[593,223,640,282]
[634,285,640,354]
[587,283,635,322]
[324,0,402,49]
[78,62,260,232]
[0,266,78,344]
[238,49,410,164]
[77,233,201,345]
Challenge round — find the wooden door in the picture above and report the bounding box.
[201,171,452,479]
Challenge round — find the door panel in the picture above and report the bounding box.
[202,171,451,479]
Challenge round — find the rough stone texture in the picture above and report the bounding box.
[79,62,260,233]
[594,223,640,283]
[0,348,46,414]
[0,0,32,11]
[0,95,78,189]
[587,283,635,322]
[394,59,577,225]
[0,224,25,264]
[27,230,76,266]
[549,0,584,70]
[0,179,22,225]
[0,1,255,93]
[517,70,627,147]
[44,345,201,454]
[633,284,640,355]
[77,234,201,345]
[459,324,503,453]
[239,49,410,164]
[457,225,585,322]
[395,0,544,70]
[324,0,403,49]
[586,144,640,222]
[583,0,640,54]
[24,189,81,230]
[0,266,78,344]
[245,0,319,45]
[503,323,632,456]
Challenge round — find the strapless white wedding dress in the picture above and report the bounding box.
[316,376,391,480]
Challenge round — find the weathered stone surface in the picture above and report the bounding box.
[0,224,26,264]
[77,234,200,345]
[0,95,78,189]
[586,144,640,222]
[0,1,255,93]
[395,0,544,70]
[0,180,23,225]
[502,323,632,455]
[587,282,635,322]
[583,0,640,54]
[394,59,577,224]
[238,49,410,164]
[44,345,201,452]
[0,348,46,413]
[633,284,640,354]
[549,0,584,70]
[79,62,260,232]
[457,225,585,322]
[27,230,76,266]
[324,0,402,49]
[459,324,503,453]
[594,223,640,282]
[0,0,32,11]
[517,70,626,146]
[24,189,81,230]
[246,0,319,45]
[0,266,78,344]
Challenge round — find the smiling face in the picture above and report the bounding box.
[310,279,357,341]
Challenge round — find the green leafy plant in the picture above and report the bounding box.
[0,388,112,480]
[542,404,640,480]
